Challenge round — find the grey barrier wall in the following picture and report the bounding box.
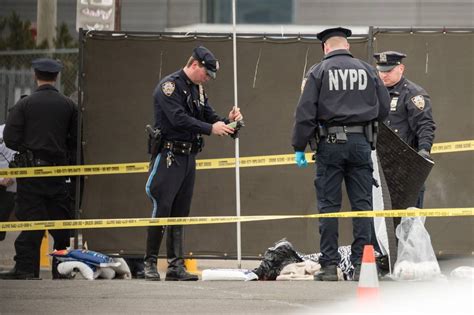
[80,30,473,257]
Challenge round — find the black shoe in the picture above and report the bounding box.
[144,258,161,281]
[353,264,361,281]
[0,267,36,280]
[135,270,145,279]
[314,265,338,281]
[165,267,198,281]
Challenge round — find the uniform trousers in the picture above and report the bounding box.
[315,134,373,267]
[145,150,196,266]
[14,177,71,277]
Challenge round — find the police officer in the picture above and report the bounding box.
[292,27,390,281]
[144,46,243,281]
[374,51,436,208]
[0,58,77,280]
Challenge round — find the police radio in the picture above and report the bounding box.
[226,120,245,139]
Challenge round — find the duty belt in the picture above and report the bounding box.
[327,125,365,134]
[163,140,199,155]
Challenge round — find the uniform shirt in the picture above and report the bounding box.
[385,77,436,151]
[153,69,226,142]
[292,49,390,151]
[4,84,78,164]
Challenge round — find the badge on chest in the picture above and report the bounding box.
[390,96,398,111]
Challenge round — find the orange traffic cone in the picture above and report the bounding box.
[357,245,379,302]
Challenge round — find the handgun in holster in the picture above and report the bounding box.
[364,120,378,150]
[309,124,327,160]
[195,135,205,153]
[146,125,162,157]
[9,150,34,168]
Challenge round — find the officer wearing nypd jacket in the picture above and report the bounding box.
[374,51,436,208]
[144,46,243,281]
[292,27,390,281]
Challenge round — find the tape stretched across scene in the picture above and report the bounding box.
[0,208,472,232]
[0,140,472,178]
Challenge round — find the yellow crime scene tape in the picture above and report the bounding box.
[0,208,472,232]
[0,139,472,178]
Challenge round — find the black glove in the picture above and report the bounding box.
[418,149,432,160]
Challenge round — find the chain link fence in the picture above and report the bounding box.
[0,49,79,124]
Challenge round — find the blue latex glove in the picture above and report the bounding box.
[295,151,308,168]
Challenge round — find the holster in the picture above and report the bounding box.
[195,135,205,153]
[146,125,162,157]
[9,150,34,168]
[310,124,327,152]
[364,121,378,150]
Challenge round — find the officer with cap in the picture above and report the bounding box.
[0,58,77,280]
[144,46,243,281]
[373,51,436,208]
[292,27,390,281]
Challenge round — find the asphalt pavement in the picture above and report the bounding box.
[0,245,473,314]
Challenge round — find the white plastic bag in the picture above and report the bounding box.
[450,266,474,280]
[393,216,441,281]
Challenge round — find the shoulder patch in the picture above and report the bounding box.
[161,81,175,97]
[411,95,425,110]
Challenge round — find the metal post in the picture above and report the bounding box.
[75,29,85,249]
[114,0,121,31]
[367,26,375,63]
[231,0,242,268]
[36,0,57,48]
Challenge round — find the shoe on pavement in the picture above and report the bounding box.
[314,265,338,281]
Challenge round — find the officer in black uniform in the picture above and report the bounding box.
[144,46,243,281]
[0,58,77,280]
[292,27,390,281]
[374,51,436,208]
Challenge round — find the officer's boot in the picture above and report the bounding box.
[144,226,165,281]
[314,265,338,281]
[165,226,198,281]
[0,265,35,280]
[144,257,160,281]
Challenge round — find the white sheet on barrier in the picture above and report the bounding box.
[372,150,390,257]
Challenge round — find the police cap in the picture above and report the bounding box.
[373,51,407,72]
[192,46,219,79]
[316,27,352,43]
[32,58,63,73]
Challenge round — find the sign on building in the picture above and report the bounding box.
[76,0,115,31]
